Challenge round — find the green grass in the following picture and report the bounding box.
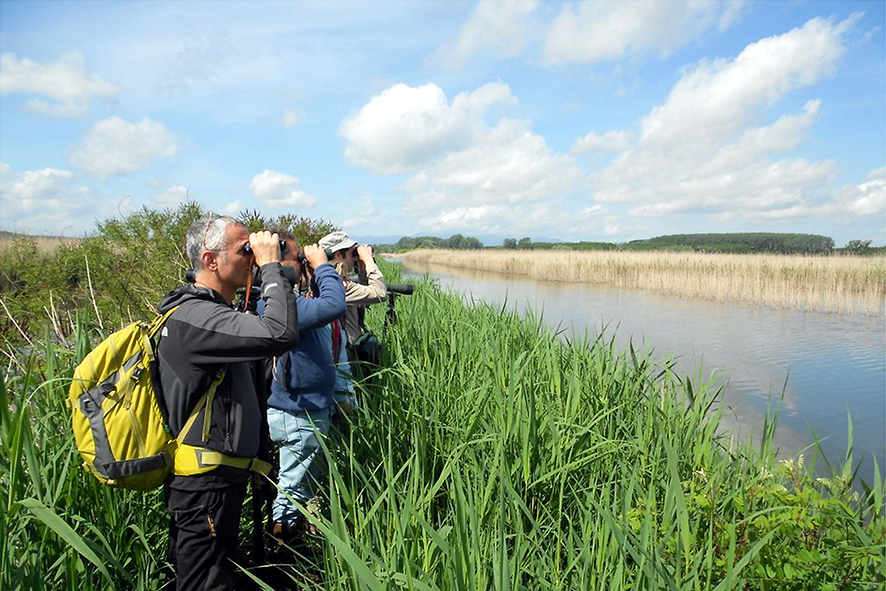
[1,261,883,590]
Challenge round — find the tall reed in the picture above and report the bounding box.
[1,263,882,589]
[303,265,884,589]
[399,249,886,315]
[1,325,169,590]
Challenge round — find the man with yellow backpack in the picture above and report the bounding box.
[153,215,298,590]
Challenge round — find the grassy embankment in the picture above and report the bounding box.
[399,249,886,316]
[0,206,883,589]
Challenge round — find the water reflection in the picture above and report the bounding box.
[398,259,886,484]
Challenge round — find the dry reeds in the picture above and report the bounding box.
[0,233,80,254]
[400,249,886,315]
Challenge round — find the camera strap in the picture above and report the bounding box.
[243,255,256,310]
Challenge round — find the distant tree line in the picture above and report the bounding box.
[503,237,616,251]
[376,232,880,256]
[837,239,886,256]
[622,233,836,254]
[376,234,484,252]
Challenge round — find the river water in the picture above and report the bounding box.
[397,259,886,485]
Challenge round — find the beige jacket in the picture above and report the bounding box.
[342,258,387,344]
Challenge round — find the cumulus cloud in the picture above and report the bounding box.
[222,199,244,215]
[572,130,631,154]
[249,169,317,208]
[0,51,119,118]
[152,185,191,207]
[340,82,517,175]
[718,0,748,32]
[342,82,580,234]
[69,116,179,178]
[543,0,743,65]
[636,16,856,148]
[753,167,886,221]
[415,200,613,239]
[841,167,886,216]
[436,0,538,69]
[584,16,860,221]
[404,117,578,210]
[417,205,504,233]
[0,162,101,234]
[416,203,553,235]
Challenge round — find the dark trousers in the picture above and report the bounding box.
[165,482,248,591]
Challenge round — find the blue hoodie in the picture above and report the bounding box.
[262,263,346,413]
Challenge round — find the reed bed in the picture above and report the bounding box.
[0,262,883,590]
[0,233,80,255]
[399,249,886,315]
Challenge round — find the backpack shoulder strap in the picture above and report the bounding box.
[175,367,226,445]
[143,305,181,364]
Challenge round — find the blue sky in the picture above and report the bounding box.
[1,0,883,246]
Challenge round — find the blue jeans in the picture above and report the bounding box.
[267,407,331,526]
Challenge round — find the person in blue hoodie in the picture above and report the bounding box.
[259,230,347,548]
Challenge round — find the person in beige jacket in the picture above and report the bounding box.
[319,231,387,390]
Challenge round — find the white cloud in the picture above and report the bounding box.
[637,16,857,148]
[837,167,886,217]
[222,199,244,215]
[249,169,317,208]
[417,203,558,235]
[572,130,631,154]
[436,0,538,69]
[342,81,580,235]
[340,82,517,175]
[418,205,502,232]
[587,16,859,221]
[0,163,72,202]
[0,162,103,234]
[416,200,611,238]
[69,116,179,178]
[718,0,748,32]
[152,185,191,207]
[404,117,579,210]
[543,0,738,65]
[0,51,119,118]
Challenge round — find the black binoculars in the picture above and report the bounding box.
[296,248,334,266]
[242,239,288,256]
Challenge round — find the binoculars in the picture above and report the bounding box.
[242,239,288,256]
[296,248,335,266]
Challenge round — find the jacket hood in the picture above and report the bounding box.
[157,283,228,313]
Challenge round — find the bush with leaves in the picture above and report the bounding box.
[0,203,338,350]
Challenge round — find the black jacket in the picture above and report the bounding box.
[156,263,298,490]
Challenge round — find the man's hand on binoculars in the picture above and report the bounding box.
[302,243,328,268]
[248,231,282,267]
[357,244,374,263]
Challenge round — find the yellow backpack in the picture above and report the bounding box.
[69,307,271,490]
